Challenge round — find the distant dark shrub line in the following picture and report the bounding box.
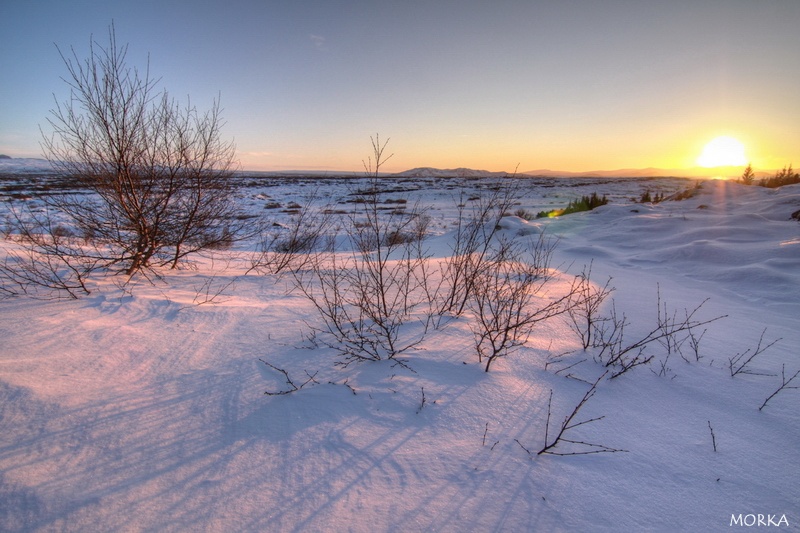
[758,165,800,188]
[638,190,665,204]
[739,163,800,188]
[536,192,608,219]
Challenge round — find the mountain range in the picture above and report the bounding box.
[396,165,763,179]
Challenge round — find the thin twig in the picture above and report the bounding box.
[537,371,627,456]
[416,386,427,414]
[707,420,717,452]
[261,359,301,395]
[730,328,782,377]
[759,364,800,411]
[515,439,533,457]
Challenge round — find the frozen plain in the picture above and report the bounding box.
[0,165,798,532]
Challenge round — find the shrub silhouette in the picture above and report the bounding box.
[537,192,608,218]
[29,26,247,277]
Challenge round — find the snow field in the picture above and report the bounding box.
[1,177,798,531]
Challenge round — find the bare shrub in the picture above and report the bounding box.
[681,323,708,363]
[291,136,433,366]
[468,233,572,372]
[4,24,251,297]
[437,181,522,317]
[594,288,725,379]
[565,261,614,350]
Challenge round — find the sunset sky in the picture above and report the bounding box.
[2,1,799,173]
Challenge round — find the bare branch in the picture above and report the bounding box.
[759,364,800,411]
[260,359,316,396]
[537,371,627,456]
[565,261,614,350]
[730,328,782,377]
[707,420,717,452]
[595,289,726,379]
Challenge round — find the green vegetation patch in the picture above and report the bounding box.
[536,192,609,218]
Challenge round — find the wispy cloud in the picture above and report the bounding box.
[239,151,275,158]
[309,34,327,51]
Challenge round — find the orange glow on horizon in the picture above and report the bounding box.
[232,131,797,176]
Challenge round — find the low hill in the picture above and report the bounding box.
[393,167,511,178]
[393,166,770,180]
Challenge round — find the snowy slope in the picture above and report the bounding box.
[0,179,798,532]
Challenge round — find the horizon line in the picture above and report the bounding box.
[0,155,766,178]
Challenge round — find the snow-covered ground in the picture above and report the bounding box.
[1,173,798,532]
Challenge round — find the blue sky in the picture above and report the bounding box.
[2,1,799,172]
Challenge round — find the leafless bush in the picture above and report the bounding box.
[291,136,433,366]
[251,193,333,275]
[293,249,431,366]
[565,261,614,350]
[4,24,252,297]
[468,233,572,372]
[681,323,708,363]
[437,182,522,317]
[594,289,725,379]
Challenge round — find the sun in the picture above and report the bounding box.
[697,136,747,168]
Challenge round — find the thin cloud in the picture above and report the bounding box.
[309,34,327,51]
[239,151,275,158]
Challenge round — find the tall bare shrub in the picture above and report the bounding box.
[438,181,521,316]
[292,136,433,365]
[4,24,249,296]
[469,233,572,372]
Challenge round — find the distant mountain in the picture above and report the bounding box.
[524,167,667,178]
[393,167,511,178]
[393,166,767,180]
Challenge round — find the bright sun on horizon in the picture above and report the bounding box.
[696,136,748,168]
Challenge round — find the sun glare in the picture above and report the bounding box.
[697,136,747,168]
